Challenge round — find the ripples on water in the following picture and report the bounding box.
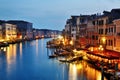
[0,39,107,80]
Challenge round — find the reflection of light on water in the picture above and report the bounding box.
[68,62,83,80]
[6,44,17,65]
[6,44,17,75]
[2,47,7,52]
[68,61,107,80]
[40,39,44,53]
[86,65,99,80]
[97,73,101,80]
[36,40,38,55]
[69,64,77,80]
[86,64,107,80]
[62,65,65,80]
[20,43,22,57]
[13,44,17,57]
[76,63,83,70]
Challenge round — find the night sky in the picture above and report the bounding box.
[0,0,120,30]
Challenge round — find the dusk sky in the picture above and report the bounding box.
[0,0,120,30]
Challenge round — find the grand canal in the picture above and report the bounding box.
[0,38,107,80]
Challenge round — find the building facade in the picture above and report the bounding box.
[2,23,17,40]
[0,25,2,40]
[63,8,120,52]
[7,20,33,39]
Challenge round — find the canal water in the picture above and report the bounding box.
[0,38,107,80]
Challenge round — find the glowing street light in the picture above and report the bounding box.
[70,40,73,45]
[98,45,104,52]
[102,37,106,44]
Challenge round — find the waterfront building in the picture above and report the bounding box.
[111,19,120,52]
[33,29,39,39]
[33,29,43,39]
[63,8,120,52]
[2,23,17,41]
[0,25,3,40]
[86,20,98,46]
[64,15,89,47]
[33,29,61,39]
[0,20,6,41]
[7,20,33,39]
[77,15,91,48]
[64,16,80,46]
[93,9,120,52]
[64,19,72,42]
[70,16,78,42]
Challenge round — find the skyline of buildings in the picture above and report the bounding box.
[0,20,61,42]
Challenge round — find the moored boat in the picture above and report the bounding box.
[59,56,83,63]
[49,54,57,58]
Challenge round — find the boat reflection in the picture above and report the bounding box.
[68,61,107,80]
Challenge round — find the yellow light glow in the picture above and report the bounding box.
[58,35,63,39]
[90,47,94,51]
[102,37,106,43]
[0,39,4,42]
[69,64,77,80]
[73,49,77,52]
[19,35,22,39]
[76,63,83,70]
[101,48,104,51]
[6,44,17,65]
[41,35,44,38]
[70,40,73,45]
[98,45,104,51]
[20,43,22,57]
[99,45,102,48]
[63,41,65,45]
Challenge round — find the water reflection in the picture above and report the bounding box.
[68,61,107,80]
[36,39,38,55]
[69,64,77,80]
[40,39,44,53]
[20,43,22,57]
[0,39,108,80]
[6,44,17,65]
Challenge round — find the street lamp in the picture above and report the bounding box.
[98,45,104,52]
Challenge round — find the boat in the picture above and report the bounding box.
[0,42,9,47]
[103,69,115,79]
[59,58,68,62]
[115,71,120,79]
[49,54,57,58]
[59,56,83,63]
